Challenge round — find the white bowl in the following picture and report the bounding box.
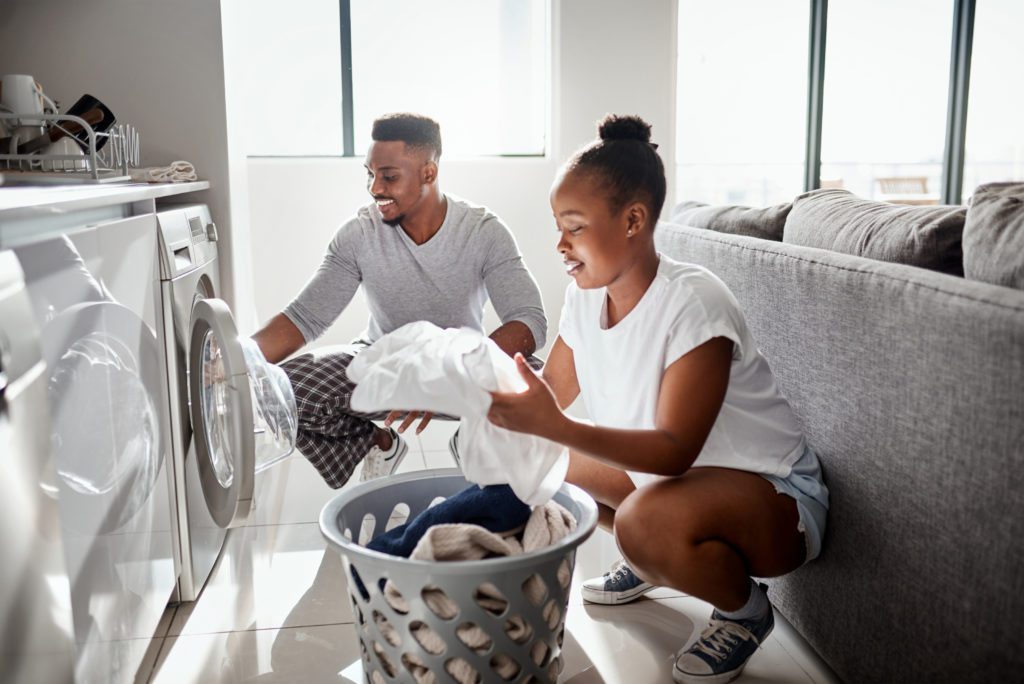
[42,137,87,171]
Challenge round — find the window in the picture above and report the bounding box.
[676,0,809,206]
[677,0,1020,207]
[239,0,548,158]
[819,0,952,202]
[351,0,547,157]
[239,0,345,156]
[962,0,1024,198]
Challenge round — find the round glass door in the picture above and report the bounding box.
[199,330,236,488]
[188,298,254,529]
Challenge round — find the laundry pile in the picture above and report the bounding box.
[367,484,531,557]
[360,484,576,684]
[347,322,568,505]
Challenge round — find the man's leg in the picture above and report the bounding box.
[281,344,393,488]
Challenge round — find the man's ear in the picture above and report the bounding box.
[625,202,648,236]
[422,160,438,185]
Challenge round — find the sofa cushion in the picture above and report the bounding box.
[670,200,790,241]
[784,188,966,276]
[963,182,1024,289]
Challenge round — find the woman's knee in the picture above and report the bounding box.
[614,487,696,574]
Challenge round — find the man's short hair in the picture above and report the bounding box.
[371,113,442,160]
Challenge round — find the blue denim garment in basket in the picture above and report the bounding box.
[367,484,531,557]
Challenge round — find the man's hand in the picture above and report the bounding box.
[487,353,566,441]
[384,410,435,435]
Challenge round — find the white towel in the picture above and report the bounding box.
[347,321,569,505]
[129,160,197,183]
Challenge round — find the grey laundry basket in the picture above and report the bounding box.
[320,468,598,684]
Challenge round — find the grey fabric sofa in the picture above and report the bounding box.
[655,222,1024,683]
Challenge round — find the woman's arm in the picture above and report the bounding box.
[488,337,732,476]
[541,336,580,410]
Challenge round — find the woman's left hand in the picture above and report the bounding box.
[488,353,566,440]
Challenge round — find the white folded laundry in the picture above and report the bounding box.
[347,321,568,505]
[129,160,197,183]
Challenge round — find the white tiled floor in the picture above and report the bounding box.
[142,426,840,683]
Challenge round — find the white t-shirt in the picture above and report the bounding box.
[558,255,805,487]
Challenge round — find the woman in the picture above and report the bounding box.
[488,115,829,683]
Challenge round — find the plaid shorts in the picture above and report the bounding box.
[281,342,543,488]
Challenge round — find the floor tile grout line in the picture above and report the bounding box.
[772,627,833,684]
[237,519,333,528]
[165,620,359,640]
[145,637,168,684]
[773,636,819,684]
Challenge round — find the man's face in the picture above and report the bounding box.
[364,140,435,226]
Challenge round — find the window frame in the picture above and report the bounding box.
[336,0,549,159]
[799,0,977,204]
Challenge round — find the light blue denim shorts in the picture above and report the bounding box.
[761,444,830,563]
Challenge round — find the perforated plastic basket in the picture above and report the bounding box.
[319,468,598,684]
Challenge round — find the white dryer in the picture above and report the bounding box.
[0,250,76,683]
[13,216,177,683]
[157,204,295,602]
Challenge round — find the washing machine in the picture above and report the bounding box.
[157,204,294,603]
[0,250,76,684]
[13,216,177,683]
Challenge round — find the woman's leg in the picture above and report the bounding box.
[613,466,805,611]
[565,450,635,532]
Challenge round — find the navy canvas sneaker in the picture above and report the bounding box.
[672,597,775,683]
[581,559,656,605]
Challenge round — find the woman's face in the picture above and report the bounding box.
[550,169,640,289]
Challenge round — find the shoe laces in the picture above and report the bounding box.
[361,445,387,478]
[692,620,756,663]
[606,559,633,582]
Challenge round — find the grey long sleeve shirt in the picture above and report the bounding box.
[283,195,547,349]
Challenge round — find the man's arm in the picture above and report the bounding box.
[252,313,306,364]
[489,320,536,358]
[254,220,363,363]
[482,218,548,355]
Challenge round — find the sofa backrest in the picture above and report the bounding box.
[656,222,1024,683]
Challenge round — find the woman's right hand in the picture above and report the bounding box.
[488,353,568,441]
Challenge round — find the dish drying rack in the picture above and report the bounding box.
[0,111,139,184]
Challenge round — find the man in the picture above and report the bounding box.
[253,113,546,487]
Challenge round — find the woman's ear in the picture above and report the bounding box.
[625,202,648,236]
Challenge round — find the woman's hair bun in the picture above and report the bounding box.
[597,114,652,144]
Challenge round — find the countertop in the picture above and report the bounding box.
[0,179,210,248]
[0,179,210,215]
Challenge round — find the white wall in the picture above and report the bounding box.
[0,0,256,328]
[243,0,678,351]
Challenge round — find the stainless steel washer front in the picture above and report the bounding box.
[158,204,259,602]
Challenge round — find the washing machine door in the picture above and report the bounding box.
[188,298,255,529]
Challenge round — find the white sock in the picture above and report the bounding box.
[717,580,770,622]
